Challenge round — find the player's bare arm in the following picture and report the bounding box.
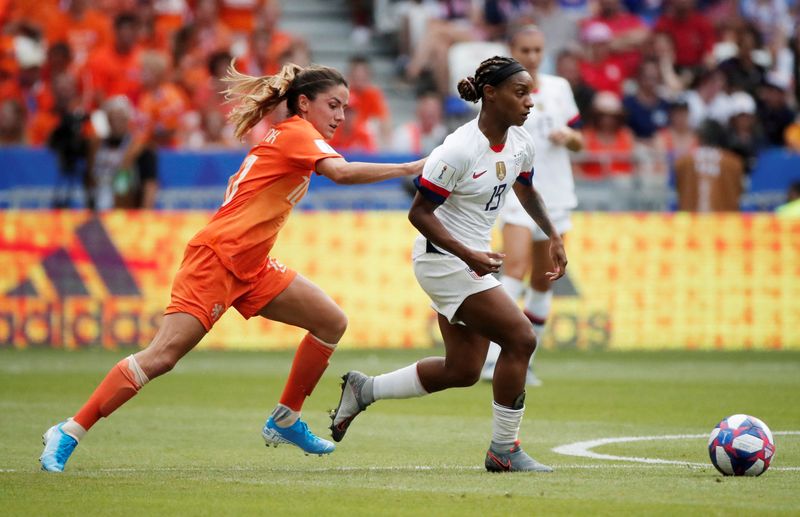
[512,181,567,281]
[408,193,504,277]
[316,157,425,184]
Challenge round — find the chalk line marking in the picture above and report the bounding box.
[552,431,800,471]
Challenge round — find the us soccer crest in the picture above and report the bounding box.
[495,161,506,180]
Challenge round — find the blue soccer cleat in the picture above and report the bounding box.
[262,416,335,456]
[40,422,78,472]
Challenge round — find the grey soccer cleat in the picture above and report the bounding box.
[485,440,554,473]
[329,371,371,442]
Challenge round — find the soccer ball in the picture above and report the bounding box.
[708,414,775,476]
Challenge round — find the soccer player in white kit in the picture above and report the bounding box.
[330,56,568,472]
[482,26,584,386]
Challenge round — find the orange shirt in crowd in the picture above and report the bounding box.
[348,86,389,128]
[138,82,189,147]
[189,115,341,280]
[218,0,265,32]
[84,45,144,105]
[46,8,112,66]
[5,0,60,34]
[327,119,376,154]
[577,127,636,178]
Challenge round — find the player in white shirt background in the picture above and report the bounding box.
[330,56,568,472]
[482,25,584,386]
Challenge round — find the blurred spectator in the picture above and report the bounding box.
[575,90,636,179]
[675,121,744,211]
[775,181,800,217]
[46,73,91,208]
[391,92,447,155]
[653,97,699,173]
[685,68,734,129]
[718,24,767,98]
[0,98,26,145]
[403,0,487,95]
[11,32,48,117]
[580,0,649,77]
[623,58,671,141]
[87,95,157,210]
[237,25,293,77]
[85,12,143,106]
[529,0,579,71]
[327,105,377,154]
[785,115,800,151]
[46,0,112,67]
[347,55,392,149]
[192,0,233,61]
[138,50,188,147]
[556,48,595,118]
[652,0,714,72]
[578,21,628,96]
[193,50,233,118]
[757,74,796,147]
[645,31,687,95]
[151,0,190,50]
[739,0,795,46]
[219,0,269,35]
[724,91,766,172]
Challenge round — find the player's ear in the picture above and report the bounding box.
[482,84,495,103]
[297,94,310,114]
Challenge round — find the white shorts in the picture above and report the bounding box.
[412,238,500,325]
[499,197,573,241]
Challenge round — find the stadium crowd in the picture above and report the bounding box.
[0,0,799,209]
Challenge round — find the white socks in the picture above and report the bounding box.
[61,418,87,442]
[500,275,526,300]
[271,403,300,427]
[491,401,524,445]
[372,363,428,401]
[125,354,150,388]
[524,288,553,339]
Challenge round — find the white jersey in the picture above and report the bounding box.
[414,118,535,255]
[505,73,580,212]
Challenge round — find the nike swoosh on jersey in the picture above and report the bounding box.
[472,170,487,179]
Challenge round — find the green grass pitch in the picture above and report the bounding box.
[1,348,799,516]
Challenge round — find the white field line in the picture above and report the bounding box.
[552,431,800,471]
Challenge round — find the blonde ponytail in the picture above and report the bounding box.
[223,62,303,140]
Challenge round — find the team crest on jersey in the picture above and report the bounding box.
[495,161,506,180]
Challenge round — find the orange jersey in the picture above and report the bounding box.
[189,115,341,280]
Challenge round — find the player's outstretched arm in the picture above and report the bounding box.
[316,157,425,185]
[408,193,504,277]
[512,182,567,281]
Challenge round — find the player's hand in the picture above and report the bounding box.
[407,158,427,176]
[546,237,567,281]
[465,250,505,277]
[548,127,570,146]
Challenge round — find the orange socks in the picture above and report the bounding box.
[73,356,149,430]
[279,333,335,411]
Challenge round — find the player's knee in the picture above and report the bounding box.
[450,364,482,387]
[505,326,537,358]
[318,308,347,343]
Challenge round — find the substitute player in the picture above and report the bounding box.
[40,63,425,472]
[482,25,583,386]
[330,57,568,472]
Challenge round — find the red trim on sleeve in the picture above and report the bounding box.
[419,177,451,198]
[490,144,505,152]
[567,114,581,127]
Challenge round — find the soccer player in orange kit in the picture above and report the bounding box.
[40,63,425,471]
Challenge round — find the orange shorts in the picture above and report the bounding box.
[165,245,297,331]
